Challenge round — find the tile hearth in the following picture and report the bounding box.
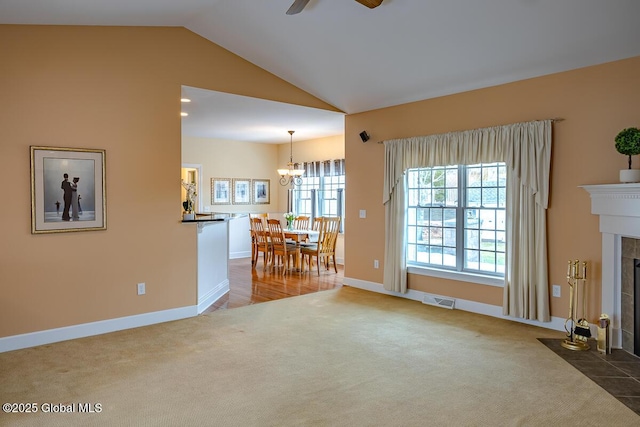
[539,338,640,415]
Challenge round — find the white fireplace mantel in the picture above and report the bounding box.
[581,183,640,348]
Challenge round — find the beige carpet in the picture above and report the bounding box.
[1,287,638,426]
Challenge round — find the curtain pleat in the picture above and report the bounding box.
[383,120,551,322]
[302,159,345,178]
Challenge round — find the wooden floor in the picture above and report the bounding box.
[201,257,344,313]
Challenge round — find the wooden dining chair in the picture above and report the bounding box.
[249,213,269,266]
[299,217,322,248]
[250,217,271,270]
[301,216,340,275]
[266,218,298,274]
[293,215,310,230]
[311,216,323,231]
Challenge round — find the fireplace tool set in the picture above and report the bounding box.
[562,259,592,351]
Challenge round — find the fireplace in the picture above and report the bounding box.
[621,239,640,355]
[582,183,640,350]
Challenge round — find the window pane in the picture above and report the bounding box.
[419,226,429,244]
[498,187,506,208]
[408,189,419,206]
[443,208,456,224]
[482,187,497,207]
[429,246,443,265]
[443,247,456,267]
[465,209,479,228]
[407,163,505,277]
[417,208,428,223]
[408,225,417,244]
[407,207,416,226]
[407,243,416,262]
[496,210,505,231]
[497,253,505,273]
[465,229,479,250]
[467,188,481,207]
[445,168,458,187]
[467,166,481,187]
[465,249,479,270]
[443,228,456,247]
[416,245,427,262]
[480,251,496,272]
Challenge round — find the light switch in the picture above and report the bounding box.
[359,209,366,219]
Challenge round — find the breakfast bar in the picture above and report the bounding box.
[182,213,245,313]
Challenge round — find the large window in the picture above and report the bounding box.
[406,162,506,276]
[293,159,345,231]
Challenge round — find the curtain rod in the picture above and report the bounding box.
[375,118,565,143]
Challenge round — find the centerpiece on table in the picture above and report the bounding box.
[181,180,197,220]
[284,212,296,230]
[615,127,640,183]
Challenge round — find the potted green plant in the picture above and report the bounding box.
[615,127,640,183]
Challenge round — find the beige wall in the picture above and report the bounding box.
[0,24,339,339]
[182,137,281,213]
[344,55,640,322]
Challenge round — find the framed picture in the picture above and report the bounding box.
[232,178,251,205]
[252,179,270,205]
[211,178,231,205]
[30,146,106,234]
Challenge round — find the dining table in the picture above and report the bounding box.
[283,229,320,271]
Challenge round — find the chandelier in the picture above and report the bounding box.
[278,130,305,186]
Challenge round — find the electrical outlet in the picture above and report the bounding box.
[374,259,379,269]
[137,282,146,295]
[552,284,561,298]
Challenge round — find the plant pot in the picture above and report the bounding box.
[619,169,640,183]
[183,213,195,221]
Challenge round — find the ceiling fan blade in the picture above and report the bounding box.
[286,0,311,15]
[355,0,384,8]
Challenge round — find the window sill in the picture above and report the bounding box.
[407,265,504,288]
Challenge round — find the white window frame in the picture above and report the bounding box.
[406,163,506,287]
[293,163,345,231]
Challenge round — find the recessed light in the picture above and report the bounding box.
[181,98,191,103]
[180,112,188,117]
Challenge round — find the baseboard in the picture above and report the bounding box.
[197,280,229,314]
[342,277,567,333]
[0,305,198,353]
[230,250,251,259]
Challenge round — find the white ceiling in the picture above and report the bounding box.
[180,86,345,143]
[2,0,640,142]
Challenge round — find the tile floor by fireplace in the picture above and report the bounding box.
[539,338,640,415]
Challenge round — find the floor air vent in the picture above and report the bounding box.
[422,294,455,309]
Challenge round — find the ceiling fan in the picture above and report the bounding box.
[287,0,383,15]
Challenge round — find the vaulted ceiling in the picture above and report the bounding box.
[3,0,639,141]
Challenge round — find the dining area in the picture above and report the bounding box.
[249,214,341,275]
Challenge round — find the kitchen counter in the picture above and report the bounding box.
[181,212,246,223]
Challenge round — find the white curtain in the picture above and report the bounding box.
[382,120,551,322]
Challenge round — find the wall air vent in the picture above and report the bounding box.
[422,294,455,309]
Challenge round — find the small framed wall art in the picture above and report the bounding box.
[211,178,231,205]
[252,179,270,205]
[232,178,251,205]
[30,146,106,234]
